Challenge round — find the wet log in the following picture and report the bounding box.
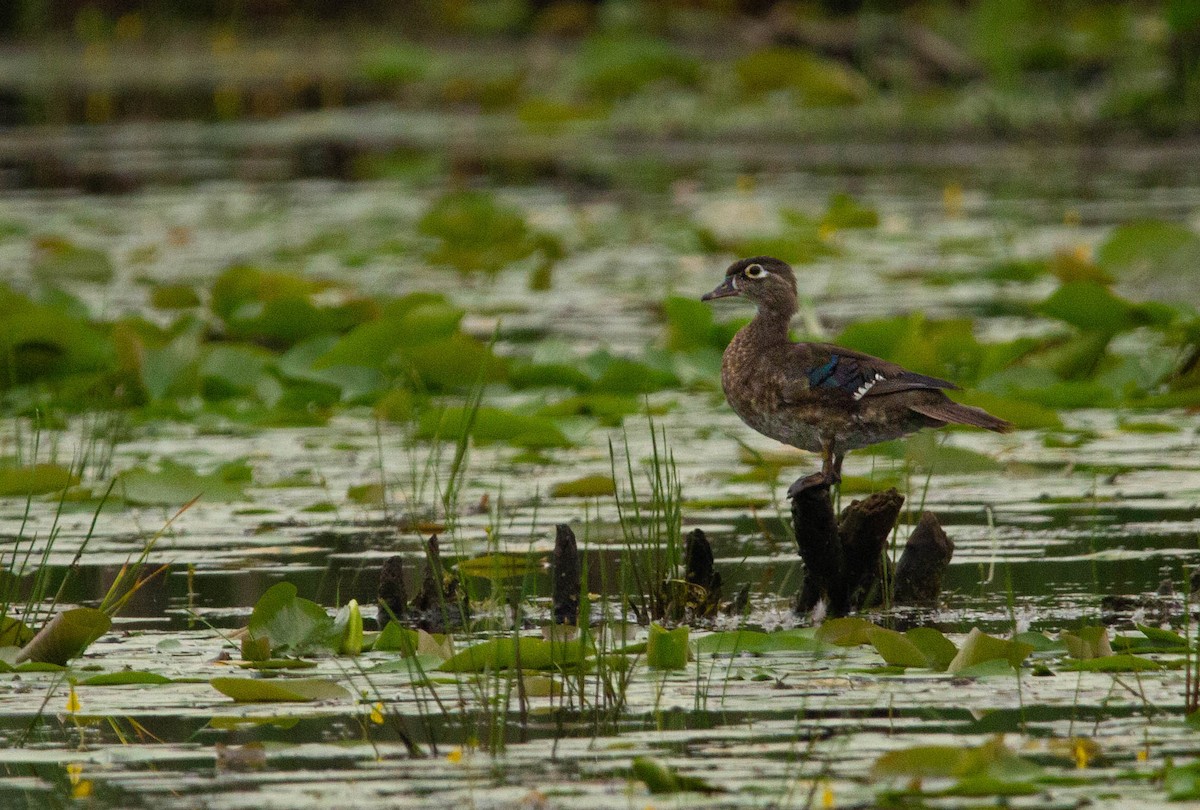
[839,489,905,608]
[552,523,580,626]
[891,511,954,606]
[376,555,408,627]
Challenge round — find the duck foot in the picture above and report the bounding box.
[786,471,838,499]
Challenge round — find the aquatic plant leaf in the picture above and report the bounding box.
[416,406,570,448]
[16,607,111,665]
[402,333,506,391]
[457,553,544,581]
[1059,654,1161,672]
[873,737,1040,782]
[662,296,720,353]
[822,193,879,229]
[31,238,114,282]
[694,629,825,655]
[333,600,363,656]
[418,191,540,274]
[946,628,1033,674]
[82,671,172,686]
[940,776,1041,797]
[246,582,336,657]
[550,474,616,498]
[735,47,868,105]
[370,624,451,658]
[0,463,79,497]
[200,344,273,399]
[814,617,875,646]
[117,459,250,506]
[1038,281,1159,333]
[631,756,721,794]
[1133,623,1189,648]
[439,637,587,672]
[904,627,959,672]
[575,34,700,100]
[538,394,642,426]
[314,305,464,369]
[867,627,933,669]
[1165,761,1200,801]
[1011,631,1065,653]
[211,677,351,703]
[0,617,34,647]
[1097,220,1200,283]
[647,624,689,670]
[1060,626,1112,659]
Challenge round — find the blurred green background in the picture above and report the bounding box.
[1,0,1197,191]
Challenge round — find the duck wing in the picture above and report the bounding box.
[785,343,958,403]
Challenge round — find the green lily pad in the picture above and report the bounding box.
[0,463,79,497]
[694,629,825,655]
[631,756,721,794]
[647,624,689,670]
[456,553,544,581]
[946,628,1034,674]
[1060,626,1112,659]
[867,626,932,669]
[117,459,251,506]
[1059,654,1161,672]
[814,617,875,646]
[550,474,616,498]
[438,637,588,672]
[211,677,351,703]
[81,670,173,686]
[246,582,336,657]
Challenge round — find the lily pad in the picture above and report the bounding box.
[438,637,588,672]
[117,459,251,506]
[211,677,351,703]
[16,608,111,666]
[946,629,1034,674]
[647,624,689,670]
[0,464,79,497]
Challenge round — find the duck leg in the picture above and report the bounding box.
[787,438,841,499]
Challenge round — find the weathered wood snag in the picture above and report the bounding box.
[892,511,955,606]
[376,554,408,627]
[552,523,580,625]
[791,483,954,616]
[410,535,469,632]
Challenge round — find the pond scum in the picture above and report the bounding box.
[2,1,1200,807]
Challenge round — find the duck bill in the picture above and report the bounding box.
[701,278,738,301]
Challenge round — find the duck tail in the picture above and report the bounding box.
[909,401,1014,433]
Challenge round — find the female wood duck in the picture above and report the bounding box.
[702,256,1012,495]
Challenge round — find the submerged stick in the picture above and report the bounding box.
[552,524,580,626]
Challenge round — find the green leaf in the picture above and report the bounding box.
[16,607,111,665]
[246,582,336,657]
[1060,626,1112,659]
[631,756,721,794]
[694,629,825,655]
[416,406,570,448]
[210,677,351,702]
[0,616,34,647]
[873,737,1042,782]
[117,459,250,506]
[867,626,933,669]
[1097,220,1200,283]
[31,238,114,282]
[550,474,616,498]
[904,627,959,672]
[438,637,588,672]
[456,553,544,582]
[1165,761,1200,801]
[0,464,79,497]
[82,670,172,686]
[1059,654,1161,672]
[822,193,878,229]
[647,624,689,670]
[814,617,875,646]
[1038,281,1151,333]
[946,628,1034,674]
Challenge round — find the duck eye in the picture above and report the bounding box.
[744,263,767,279]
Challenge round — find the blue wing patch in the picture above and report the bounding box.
[807,355,839,388]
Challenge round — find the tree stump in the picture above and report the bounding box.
[791,482,954,616]
[552,524,580,625]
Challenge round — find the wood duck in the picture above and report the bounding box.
[702,256,1012,495]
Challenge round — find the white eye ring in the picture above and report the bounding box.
[744,263,767,279]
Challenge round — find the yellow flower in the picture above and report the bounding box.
[1074,740,1089,769]
[72,779,93,799]
[66,763,84,786]
[447,747,463,764]
[66,685,81,714]
[369,702,385,725]
[1137,747,1149,763]
[822,782,835,808]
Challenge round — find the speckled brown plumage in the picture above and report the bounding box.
[702,256,1012,488]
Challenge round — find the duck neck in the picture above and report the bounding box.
[746,301,795,346]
